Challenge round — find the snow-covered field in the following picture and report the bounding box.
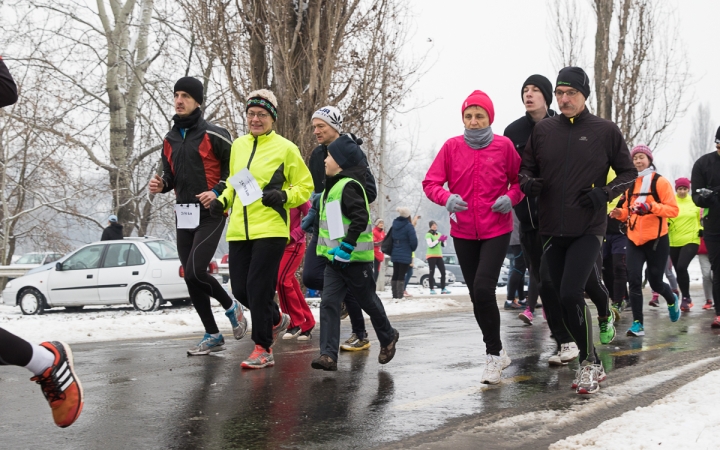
[0,285,465,345]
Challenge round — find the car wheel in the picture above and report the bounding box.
[420,276,430,289]
[19,288,45,315]
[131,284,161,312]
[65,306,84,312]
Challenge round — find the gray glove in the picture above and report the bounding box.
[491,195,512,214]
[446,194,468,213]
[698,188,714,198]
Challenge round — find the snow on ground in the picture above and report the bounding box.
[0,285,464,345]
[550,367,720,449]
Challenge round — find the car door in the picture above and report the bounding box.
[98,243,147,303]
[47,244,105,305]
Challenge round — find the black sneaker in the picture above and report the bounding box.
[311,354,337,371]
[282,326,301,340]
[297,327,313,341]
[378,329,399,364]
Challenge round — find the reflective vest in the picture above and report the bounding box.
[317,178,374,262]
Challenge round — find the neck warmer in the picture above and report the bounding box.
[172,107,202,130]
[429,229,438,235]
[464,127,494,149]
[635,167,655,204]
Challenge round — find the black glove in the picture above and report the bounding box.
[209,199,225,218]
[578,187,608,209]
[699,229,704,238]
[523,177,544,197]
[262,189,287,208]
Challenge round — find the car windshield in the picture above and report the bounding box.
[14,254,44,264]
[144,240,179,260]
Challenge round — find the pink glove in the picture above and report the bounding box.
[438,235,448,242]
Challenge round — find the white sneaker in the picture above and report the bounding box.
[548,342,579,366]
[481,349,511,385]
[575,360,606,394]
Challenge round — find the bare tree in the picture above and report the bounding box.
[549,0,587,69]
[689,103,714,164]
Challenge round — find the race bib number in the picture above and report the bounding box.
[229,168,263,206]
[175,204,200,229]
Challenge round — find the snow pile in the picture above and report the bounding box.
[0,293,461,345]
[551,368,720,449]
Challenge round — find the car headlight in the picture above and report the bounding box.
[4,281,12,289]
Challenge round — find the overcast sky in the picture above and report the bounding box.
[398,0,720,179]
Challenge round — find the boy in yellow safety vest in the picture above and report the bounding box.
[311,135,400,371]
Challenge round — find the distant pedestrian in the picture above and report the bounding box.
[100,215,124,241]
[389,207,418,299]
[426,220,450,295]
[372,219,385,282]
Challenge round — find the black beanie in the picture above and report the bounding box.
[174,77,204,105]
[521,74,553,107]
[556,67,591,99]
[715,125,720,144]
[328,135,365,170]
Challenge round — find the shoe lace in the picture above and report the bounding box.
[599,320,609,333]
[486,355,502,371]
[34,373,64,403]
[579,366,595,385]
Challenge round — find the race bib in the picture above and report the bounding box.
[175,204,200,229]
[229,168,263,206]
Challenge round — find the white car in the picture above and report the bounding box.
[2,238,190,315]
[12,252,64,268]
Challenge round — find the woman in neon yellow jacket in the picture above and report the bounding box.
[668,177,701,312]
[210,89,313,370]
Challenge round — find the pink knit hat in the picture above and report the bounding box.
[675,177,691,190]
[462,90,495,125]
[631,144,653,163]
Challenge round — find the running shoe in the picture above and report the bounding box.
[225,300,248,340]
[649,293,660,307]
[668,293,680,322]
[518,308,533,324]
[610,303,622,322]
[283,326,301,340]
[598,315,616,344]
[187,333,226,355]
[31,341,84,428]
[680,297,693,312]
[703,300,714,310]
[441,288,451,294]
[403,290,412,298]
[271,313,291,347]
[340,302,349,320]
[504,300,523,310]
[575,360,606,394]
[548,342,579,366]
[481,349,511,385]
[241,345,274,369]
[430,289,437,295]
[712,316,720,329]
[378,328,400,364]
[340,333,370,351]
[311,354,337,371]
[297,326,313,341]
[626,320,645,336]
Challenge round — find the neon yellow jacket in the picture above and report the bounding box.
[668,195,701,247]
[218,131,313,241]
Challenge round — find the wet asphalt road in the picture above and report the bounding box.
[2,288,720,450]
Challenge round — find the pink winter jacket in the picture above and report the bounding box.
[422,134,524,240]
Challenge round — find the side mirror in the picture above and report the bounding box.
[55,262,63,271]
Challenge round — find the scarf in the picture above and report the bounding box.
[464,127,494,149]
[635,167,655,204]
[172,107,202,130]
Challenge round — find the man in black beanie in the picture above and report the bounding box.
[149,77,245,355]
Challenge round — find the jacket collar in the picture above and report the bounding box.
[559,106,590,125]
[524,108,558,126]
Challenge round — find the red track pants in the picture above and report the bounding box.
[277,242,315,332]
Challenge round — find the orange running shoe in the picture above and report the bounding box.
[703,300,713,310]
[712,317,720,329]
[31,341,84,428]
[241,345,274,369]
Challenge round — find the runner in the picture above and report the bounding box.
[520,67,636,394]
[668,177,701,311]
[372,219,385,282]
[0,55,83,429]
[311,135,399,371]
[211,89,313,368]
[389,207,418,299]
[149,76,243,356]
[302,105,378,352]
[423,90,522,384]
[426,220,450,295]
[690,125,720,328]
[279,200,316,340]
[609,145,680,337]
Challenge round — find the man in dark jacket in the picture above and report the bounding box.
[691,125,720,329]
[389,207,418,299]
[520,66,636,394]
[101,215,124,241]
[148,77,243,356]
[0,56,18,108]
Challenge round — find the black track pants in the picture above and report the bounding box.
[229,238,287,351]
[626,234,675,324]
[669,244,699,300]
[177,211,234,335]
[585,252,611,318]
[0,327,33,366]
[542,235,602,363]
[454,233,511,356]
[506,244,526,301]
[427,257,446,290]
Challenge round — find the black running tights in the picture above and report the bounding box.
[0,327,32,366]
[427,257,446,290]
[669,244,699,300]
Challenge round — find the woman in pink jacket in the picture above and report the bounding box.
[422,90,523,385]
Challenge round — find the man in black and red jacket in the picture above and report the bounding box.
[149,77,245,356]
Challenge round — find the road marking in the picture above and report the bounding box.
[610,342,674,356]
[394,375,532,411]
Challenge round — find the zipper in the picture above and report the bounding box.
[560,122,573,236]
[243,136,259,240]
[527,198,535,229]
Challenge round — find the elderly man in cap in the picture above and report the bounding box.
[519,66,636,394]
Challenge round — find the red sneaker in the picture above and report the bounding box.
[680,297,693,312]
[31,341,84,428]
[241,345,274,369]
[703,300,714,310]
[712,317,720,329]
